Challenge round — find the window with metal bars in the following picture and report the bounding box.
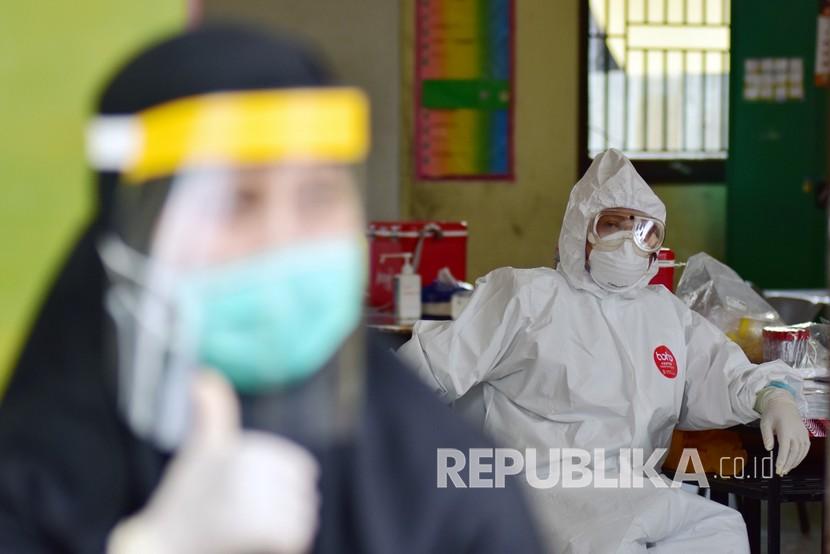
[580,0,730,182]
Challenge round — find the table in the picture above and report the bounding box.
[707,472,824,553]
[366,314,415,350]
[669,425,825,554]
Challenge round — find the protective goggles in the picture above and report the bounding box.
[86,87,370,183]
[587,209,665,254]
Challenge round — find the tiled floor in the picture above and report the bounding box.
[761,501,822,553]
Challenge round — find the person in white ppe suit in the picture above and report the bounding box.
[398,148,809,553]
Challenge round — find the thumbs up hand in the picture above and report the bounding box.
[108,372,320,554]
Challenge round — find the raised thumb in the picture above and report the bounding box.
[188,371,241,449]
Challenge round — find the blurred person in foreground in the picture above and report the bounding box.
[0,25,543,554]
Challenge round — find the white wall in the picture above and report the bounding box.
[203,0,401,219]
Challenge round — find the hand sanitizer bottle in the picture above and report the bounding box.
[380,253,421,321]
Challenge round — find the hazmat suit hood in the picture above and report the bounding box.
[557,148,666,298]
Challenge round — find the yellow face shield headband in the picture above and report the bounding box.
[87,87,370,183]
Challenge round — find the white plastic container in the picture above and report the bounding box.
[380,253,421,321]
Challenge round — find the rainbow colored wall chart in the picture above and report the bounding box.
[415,0,514,180]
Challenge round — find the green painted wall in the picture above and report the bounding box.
[653,183,727,263]
[726,0,826,289]
[0,2,185,388]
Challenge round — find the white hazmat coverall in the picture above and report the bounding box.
[398,149,802,553]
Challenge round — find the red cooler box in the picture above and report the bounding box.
[367,221,468,310]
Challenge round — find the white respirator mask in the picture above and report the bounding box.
[588,233,652,292]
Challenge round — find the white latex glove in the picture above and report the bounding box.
[108,372,320,554]
[755,387,810,476]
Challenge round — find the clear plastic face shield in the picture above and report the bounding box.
[587,208,665,256]
[87,88,370,450]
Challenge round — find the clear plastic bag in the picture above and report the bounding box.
[676,253,782,363]
[802,323,830,378]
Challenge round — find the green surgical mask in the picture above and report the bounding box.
[175,237,366,393]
